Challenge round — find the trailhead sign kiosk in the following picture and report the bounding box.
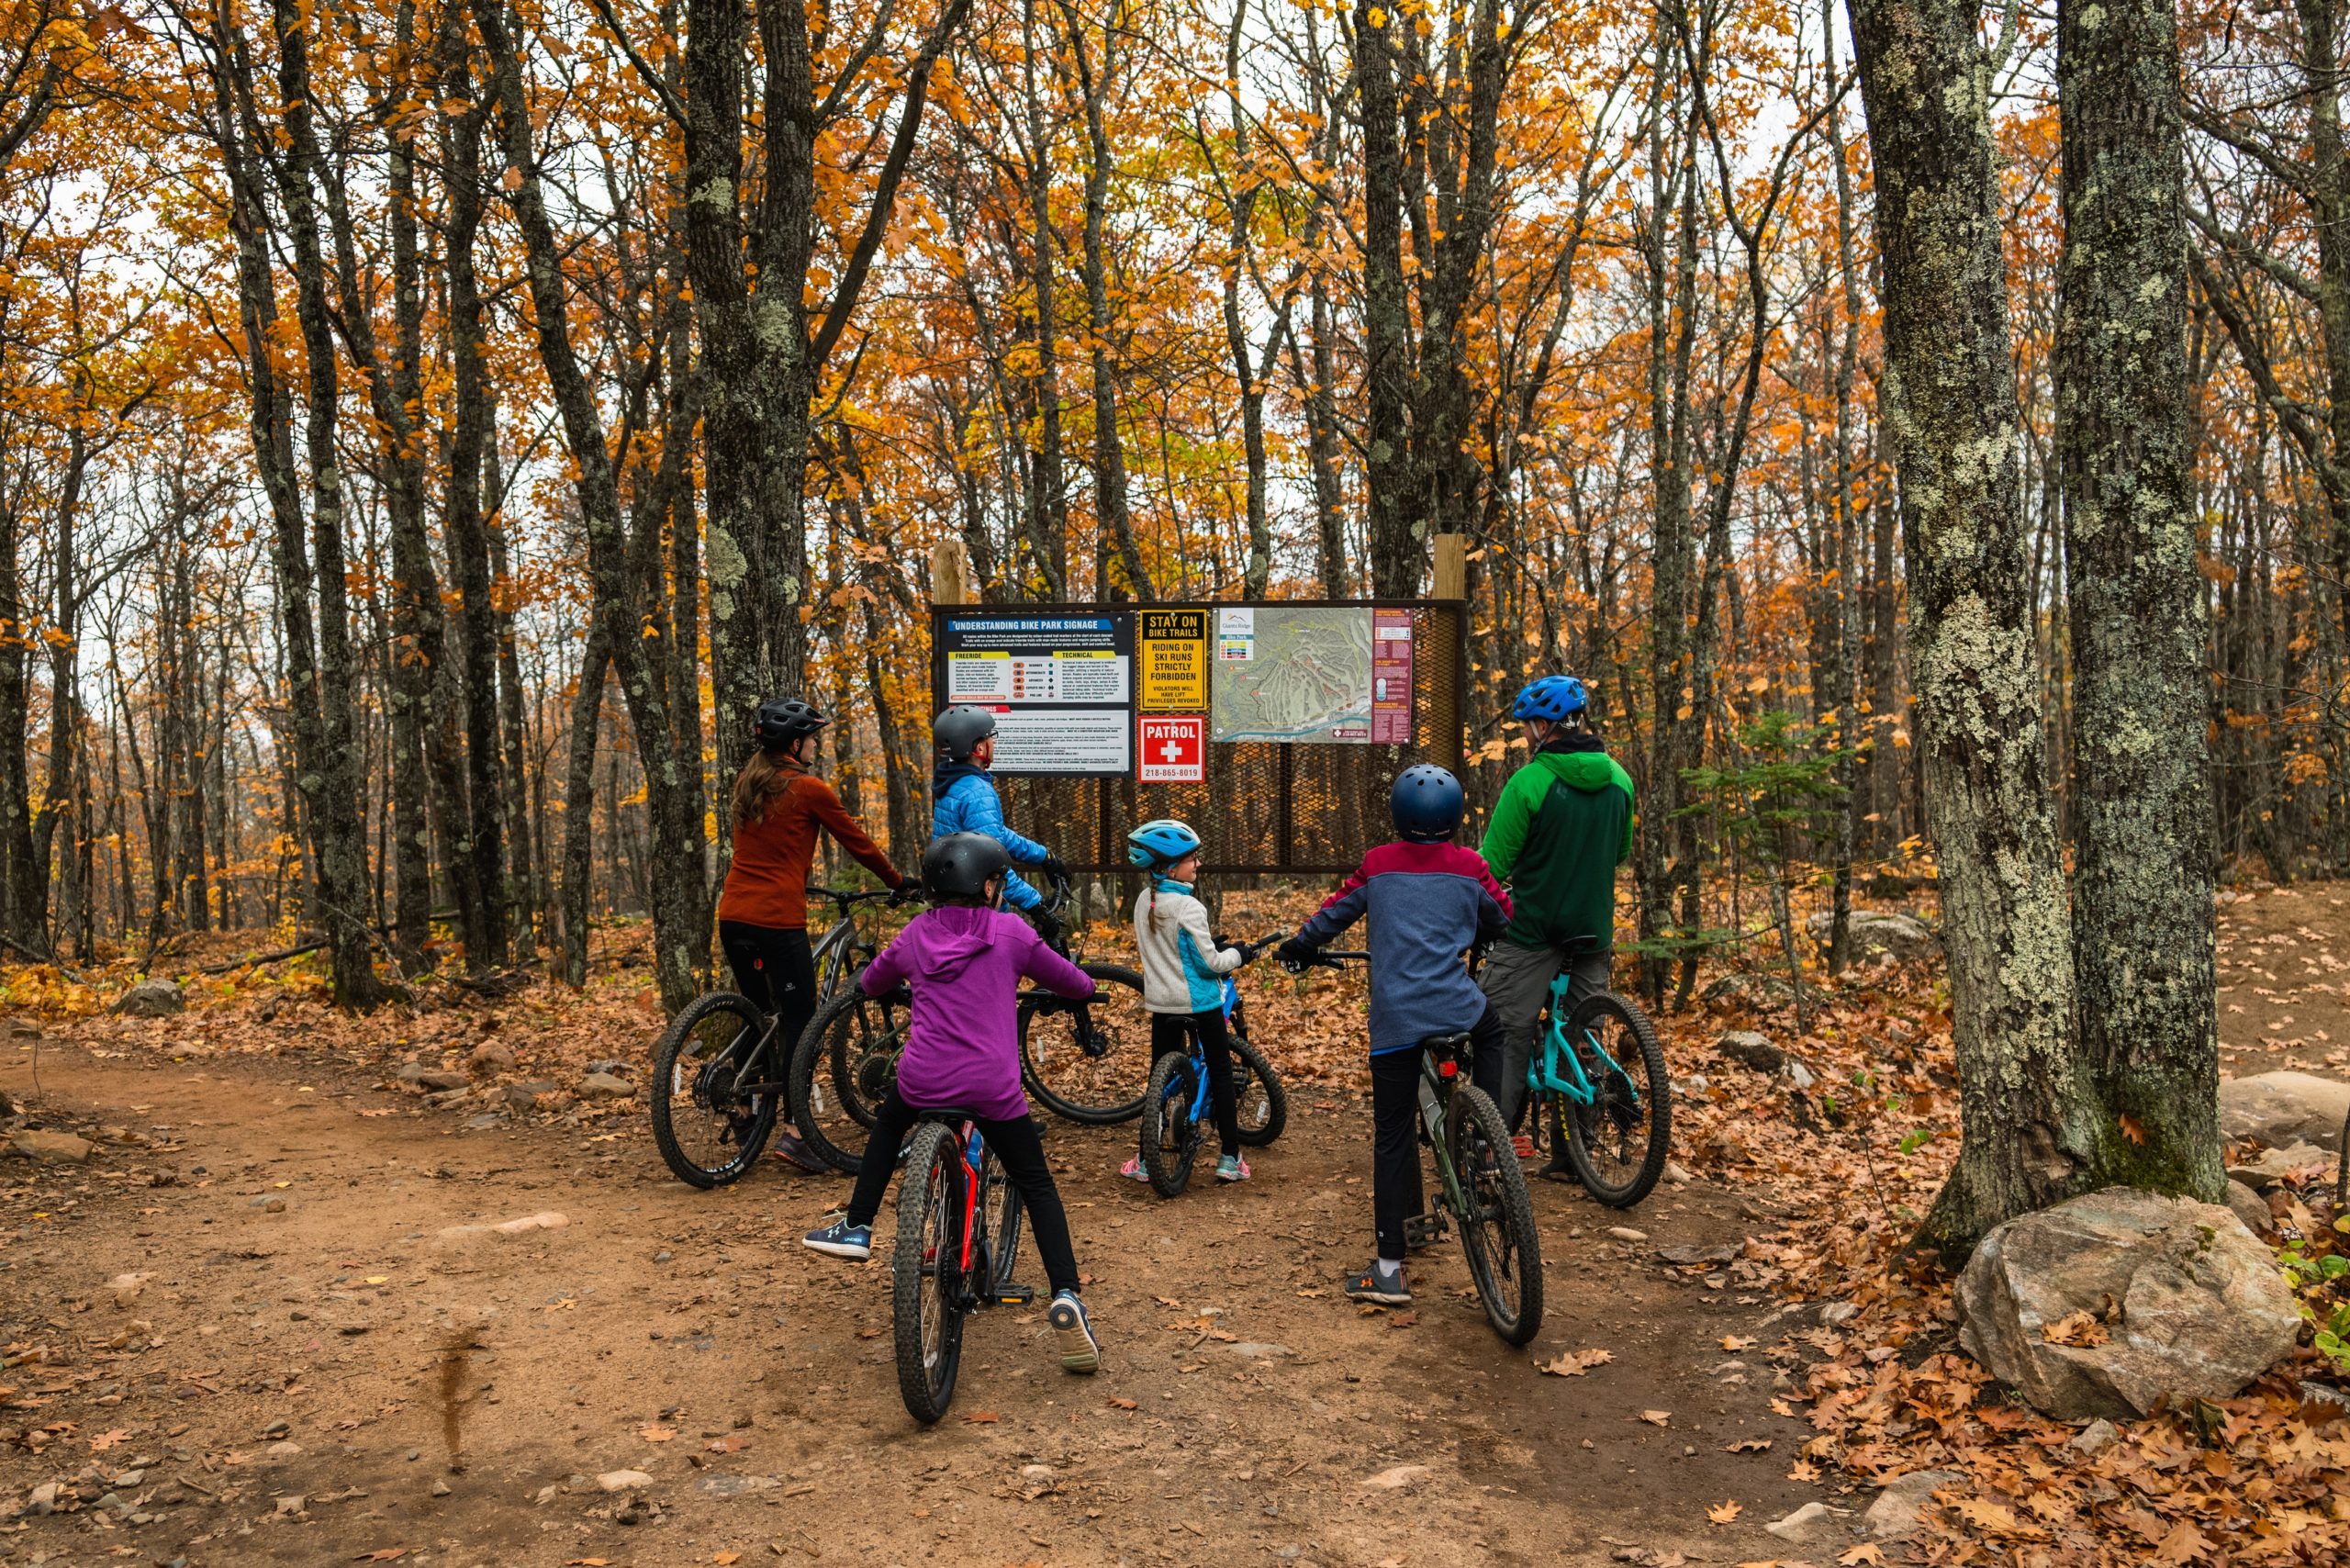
[928,553,1468,875]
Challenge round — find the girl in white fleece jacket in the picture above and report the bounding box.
[1125,819,1254,1182]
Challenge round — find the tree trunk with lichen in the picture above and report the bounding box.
[2057,0,2222,1201]
[1850,0,2096,1260]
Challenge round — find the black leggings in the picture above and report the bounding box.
[843,1088,1081,1297]
[718,921,817,1051]
[1369,1002,1505,1261]
[1150,1010,1242,1156]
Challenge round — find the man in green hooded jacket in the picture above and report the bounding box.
[1478,675,1635,1156]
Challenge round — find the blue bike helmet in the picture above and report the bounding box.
[1125,817,1203,870]
[1511,675,1588,722]
[1390,764,1465,843]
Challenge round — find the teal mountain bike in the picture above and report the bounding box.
[1521,938,1671,1207]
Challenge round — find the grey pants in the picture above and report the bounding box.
[1480,941,1613,1134]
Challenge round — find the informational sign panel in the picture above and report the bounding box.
[1211,606,1378,743]
[937,612,1134,776]
[1372,609,1415,744]
[1137,713,1207,783]
[1138,609,1208,711]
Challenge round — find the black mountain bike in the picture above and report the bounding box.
[1288,949,1543,1345]
[790,871,1149,1172]
[648,887,892,1188]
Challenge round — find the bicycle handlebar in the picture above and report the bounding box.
[811,886,896,907]
[1280,947,1369,973]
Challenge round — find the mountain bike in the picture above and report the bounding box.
[1286,949,1543,1345]
[1517,938,1671,1207]
[891,1112,1031,1425]
[648,886,896,1188]
[790,870,1148,1172]
[1138,940,1289,1196]
[1017,872,1152,1125]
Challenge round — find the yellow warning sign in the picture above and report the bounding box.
[1138,609,1207,711]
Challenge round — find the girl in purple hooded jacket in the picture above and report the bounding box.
[800,832,1102,1372]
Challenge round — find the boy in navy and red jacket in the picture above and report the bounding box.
[1277,764,1510,1307]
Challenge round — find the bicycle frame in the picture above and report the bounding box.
[1528,974,1642,1112]
[1416,1047,1472,1223]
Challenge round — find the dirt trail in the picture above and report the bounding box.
[0,1036,1824,1568]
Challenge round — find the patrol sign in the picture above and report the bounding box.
[1136,714,1206,784]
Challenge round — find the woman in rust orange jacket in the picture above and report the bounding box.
[717,696,908,1169]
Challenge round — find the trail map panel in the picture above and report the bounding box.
[1211,607,1376,743]
[937,612,1134,776]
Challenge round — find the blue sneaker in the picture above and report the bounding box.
[1048,1289,1100,1373]
[1215,1154,1251,1183]
[800,1216,872,1260]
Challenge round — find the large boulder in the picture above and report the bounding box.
[114,979,185,1018]
[2220,1071,2350,1153]
[1956,1188,2302,1419]
[1807,910,1940,963]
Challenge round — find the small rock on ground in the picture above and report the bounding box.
[597,1470,653,1493]
[1865,1468,1967,1539]
[580,1071,633,1099]
[10,1129,93,1164]
[114,978,185,1017]
[1764,1500,1844,1546]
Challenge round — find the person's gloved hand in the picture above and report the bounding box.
[1031,907,1066,950]
[1275,936,1316,972]
[888,879,916,907]
[1039,854,1070,885]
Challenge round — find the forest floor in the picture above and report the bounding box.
[0,879,2343,1567]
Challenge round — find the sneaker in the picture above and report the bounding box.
[1215,1154,1251,1183]
[1343,1261,1412,1306]
[1048,1290,1101,1373]
[800,1216,872,1260]
[772,1130,830,1174]
[1119,1156,1151,1182]
[1510,1134,1536,1159]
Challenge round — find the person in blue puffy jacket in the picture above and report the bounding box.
[930,706,1068,947]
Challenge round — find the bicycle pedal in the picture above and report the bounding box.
[994,1283,1036,1306]
[1403,1215,1449,1248]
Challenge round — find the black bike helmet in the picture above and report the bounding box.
[922,832,1011,901]
[753,696,827,753]
[1390,763,1466,843]
[934,705,999,763]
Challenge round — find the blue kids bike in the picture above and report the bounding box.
[1520,939,1671,1207]
[1138,941,1288,1197]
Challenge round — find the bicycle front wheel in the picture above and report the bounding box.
[650,992,778,1189]
[1020,963,1151,1124]
[1561,992,1672,1207]
[1449,1084,1544,1346]
[892,1122,968,1425]
[1140,1050,1202,1197]
[790,985,909,1175]
[1229,1036,1288,1148]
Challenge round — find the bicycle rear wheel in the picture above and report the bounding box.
[1020,963,1151,1124]
[650,993,778,1188]
[1140,1050,1202,1196]
[790,985,909,1175]
[1561,992,1672,1207]
[1449,1085,1544,1345]
[1229,1036,1288,1148]
[892,1122,968,1425]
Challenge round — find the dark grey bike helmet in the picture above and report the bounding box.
[934,705,999,763]
[922,832,1011,900]
[753,695,827,753]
